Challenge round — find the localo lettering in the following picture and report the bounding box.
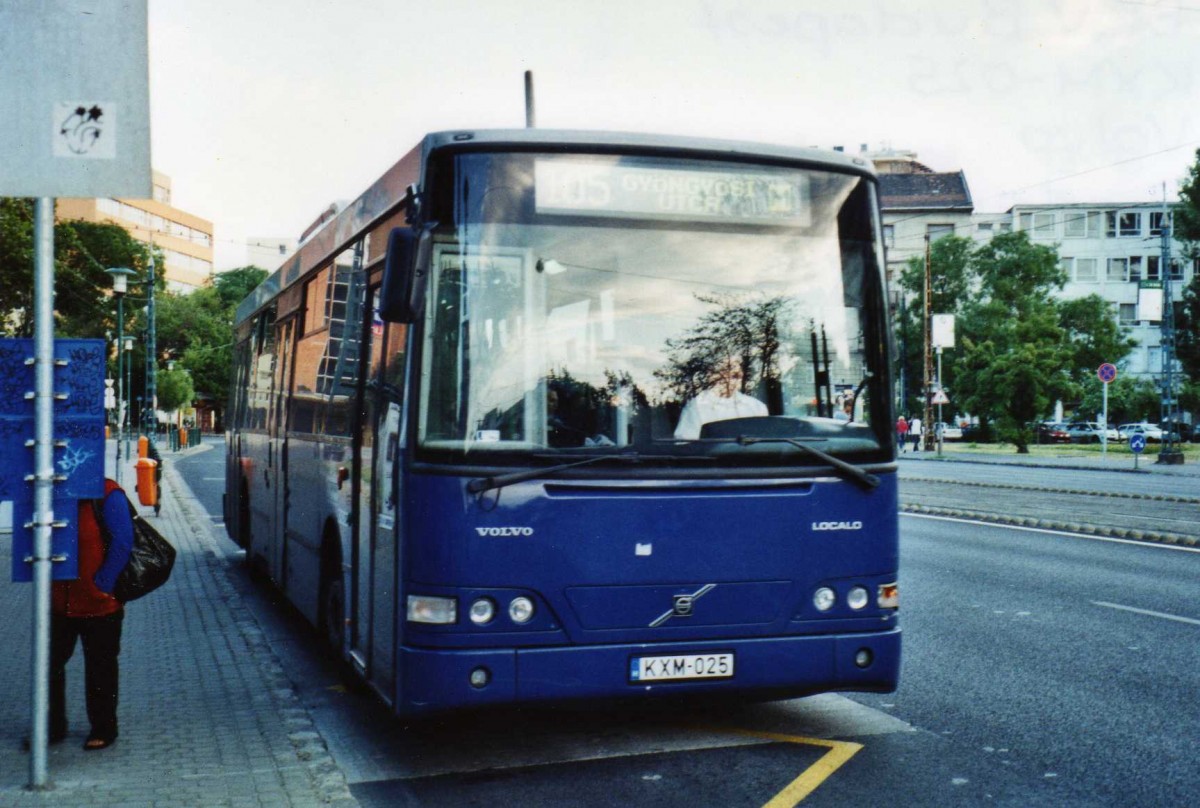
[811,521,864,531]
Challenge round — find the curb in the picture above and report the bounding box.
[903,475,1200,505]
[901,503,1200,548]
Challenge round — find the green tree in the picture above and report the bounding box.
[1057,295,1137,391]
[153,266,268,414]
[0,201,151,337]
[954,232,1076,452]
[156,368,195,414]
[1077,375,1161,426]
[213,265,269,309]
[1176,148,1200,385]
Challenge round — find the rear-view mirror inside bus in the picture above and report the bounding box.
[380,226,430,322]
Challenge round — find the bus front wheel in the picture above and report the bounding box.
[319,566,346,659]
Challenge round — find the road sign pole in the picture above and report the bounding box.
[937,347,944,457]
[29,198,55,789]
[1102,379,1109,458]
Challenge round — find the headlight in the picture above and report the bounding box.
[813,587,836,612]
[406,595,457,624]
[847,586,870,610]
[469,598,496,625]
[509,596,535,623]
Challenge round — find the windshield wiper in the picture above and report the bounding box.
[733,436,880,490]
[466,452,645,494]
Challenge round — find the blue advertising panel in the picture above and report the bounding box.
[1,338,106,582]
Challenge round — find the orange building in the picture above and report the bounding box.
[56,170,214,291]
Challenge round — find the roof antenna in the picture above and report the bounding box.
[524,70,536,128]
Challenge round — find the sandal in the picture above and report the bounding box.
[83,733,117,751]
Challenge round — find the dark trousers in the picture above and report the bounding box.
[50,610,124,740]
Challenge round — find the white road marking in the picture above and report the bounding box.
[903,512,1200,554]
[1091,601,1200,626]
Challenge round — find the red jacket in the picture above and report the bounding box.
[52,479,124,618]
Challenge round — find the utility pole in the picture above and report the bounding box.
[143,248,157,442]
[1157,194,1184,464]
[923,234,934,451]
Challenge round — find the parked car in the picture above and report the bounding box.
[1066,422,1118,443]
[1034,422,1071,444]
[1118,422,1166,442]
[935,422,963,441]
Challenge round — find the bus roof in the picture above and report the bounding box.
[234,129,877,326]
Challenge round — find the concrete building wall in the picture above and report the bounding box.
[1010,203,1195,381]
[55,171,214,292]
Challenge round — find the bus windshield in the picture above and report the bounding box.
[418,151,891,465]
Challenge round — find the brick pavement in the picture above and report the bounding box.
[0,445,358,806]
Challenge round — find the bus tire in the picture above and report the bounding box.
[318,544,346,660]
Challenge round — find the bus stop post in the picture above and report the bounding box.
[29,197,55,789]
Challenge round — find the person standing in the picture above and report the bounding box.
[47,478,134,751]
[909,416,923,452]
[896,415,909,452]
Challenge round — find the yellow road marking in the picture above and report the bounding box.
[717,728,863,807]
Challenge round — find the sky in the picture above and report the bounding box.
[145,0,1200,272]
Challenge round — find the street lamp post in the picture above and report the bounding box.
[106,267,137,484]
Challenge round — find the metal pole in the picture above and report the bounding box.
[1157,196,1184,464]
[115,295,124,485]
[524,70,536,128]
[937,347,944,457]
[29,197,55,789]
[124,336,132,468]
[922,235,933,451]
[1101,380,1109,458]
[144,252,157,443]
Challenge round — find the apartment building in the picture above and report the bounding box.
[1012,202,1195,379]
[56,170,214,292]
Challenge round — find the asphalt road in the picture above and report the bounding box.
[174,439,1200,806]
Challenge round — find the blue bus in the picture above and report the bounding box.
[225,129,899,716]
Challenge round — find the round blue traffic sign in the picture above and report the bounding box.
[1098,363,1117,383]
[1129,433,1146,454]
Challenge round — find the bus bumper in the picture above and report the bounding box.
[397,628,900,715]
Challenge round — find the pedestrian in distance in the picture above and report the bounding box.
[896,415,909,452]
[909,416,923,452]
[45,478,134,751]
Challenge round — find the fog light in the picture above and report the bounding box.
[813,587,836,612]
[469,667,491,688]
[847,586,870,610]
[406,595,457,624]
[854,648,873,668]
[469,598,496,625]
[509,596,535,623]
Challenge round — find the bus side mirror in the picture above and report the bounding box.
[380,226,431,322]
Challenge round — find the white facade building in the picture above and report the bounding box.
[1010,202,1195,380]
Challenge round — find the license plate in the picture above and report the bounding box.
[629,653,734,682]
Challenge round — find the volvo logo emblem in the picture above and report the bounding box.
[649,584,716,627]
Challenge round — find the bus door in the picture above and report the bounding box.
[267,316,296,586]
[365,316,406,699]
[347,280,378,672]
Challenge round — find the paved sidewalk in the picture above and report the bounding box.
[0,445,358,806]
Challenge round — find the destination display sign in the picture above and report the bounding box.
[535,159,811,225]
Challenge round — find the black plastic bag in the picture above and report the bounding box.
[92,491,176,602]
